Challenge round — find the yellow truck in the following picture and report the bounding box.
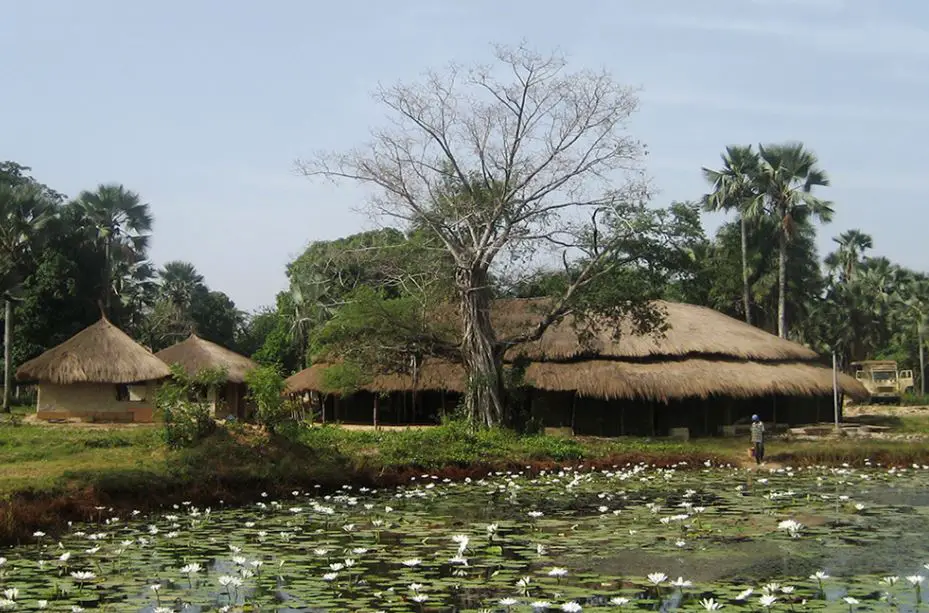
[851,360,914,403]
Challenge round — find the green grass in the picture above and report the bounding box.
[5,407,929,543]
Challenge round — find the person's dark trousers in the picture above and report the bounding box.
[754,442,765,464]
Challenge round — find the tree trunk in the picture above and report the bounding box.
[777,229,788,339]
[458,267,506,427]
[920,325,925,396]
[740,214,752,326]
[3,299,11,413]
[103,237,111,317]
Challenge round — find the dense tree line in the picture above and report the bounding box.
[0,162,245,410]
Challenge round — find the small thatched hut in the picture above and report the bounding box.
[285,358,465,426]
[16,317,171,423]
[283,299,869,436]
[155,334,258,419]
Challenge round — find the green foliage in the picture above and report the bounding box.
[155,364,217,448]
[309,285,453,377]
[244,364,294,432]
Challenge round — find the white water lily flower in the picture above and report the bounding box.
[401,558,422,567]
[670,577,692,587]
[701,598,723,610]
[547,567,568,578]
[881,576,899,586]
[560,603,582,612]
[810,571,829,580]
[180,563,202,574]
[70,571,95,581]
[647,572,668,585]
[530,602,551,609]
[609,597,630,606]
[735,589,753,601]
[907,575,925,586]
[843,596,859,604]
[759,595,777,608]
[322,572,338,581]
[499,597,520,606]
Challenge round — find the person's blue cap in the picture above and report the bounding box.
[752,414,760,421]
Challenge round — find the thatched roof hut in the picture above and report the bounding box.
[155,334,257,383]
[285,357,466,396]
[16,317,171,384]
[288,300,867,401]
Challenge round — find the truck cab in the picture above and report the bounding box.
[851,360,914,403]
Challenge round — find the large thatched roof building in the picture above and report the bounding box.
[286,299,868,435]
[16,317,171,423]
[155,334,258,419]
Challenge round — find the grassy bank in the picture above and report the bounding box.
[4,411,929,544]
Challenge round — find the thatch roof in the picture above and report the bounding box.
[155,334,258,383]
[493,298,819,362]
[285,357,466,395]
[523,359,870,402]
[16,317,171,384]
[287,299,863,403]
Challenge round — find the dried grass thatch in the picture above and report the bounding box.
[491,298,819,362]
[16,317,171,384]
[285,358,466,395]
[523,359,870,402]
[155,334,258,383]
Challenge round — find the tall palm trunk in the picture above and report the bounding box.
[919,323,926,396]
[2,299,10,413]
[777,229,788,339]
[740,214,751,325]
[458,265,505,427]
[102,236,111,317]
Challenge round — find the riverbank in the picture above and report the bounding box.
[3,413,929,544]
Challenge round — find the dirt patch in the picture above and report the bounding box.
[845,404,929,417]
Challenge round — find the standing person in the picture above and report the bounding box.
[750,414,765,465]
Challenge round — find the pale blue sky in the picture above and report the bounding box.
[4,0,927,311]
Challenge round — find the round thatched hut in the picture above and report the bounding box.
[502,299,869,436]
[16,317,171,423]
[155,334,258,419]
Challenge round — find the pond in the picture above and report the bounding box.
[2,461,929,611]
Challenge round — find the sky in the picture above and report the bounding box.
[3,0,928,312]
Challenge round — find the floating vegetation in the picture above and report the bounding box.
[3,462,929,611]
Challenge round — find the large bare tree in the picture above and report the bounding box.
[299,44,660,427]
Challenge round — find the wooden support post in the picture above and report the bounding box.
[373,394,379,430]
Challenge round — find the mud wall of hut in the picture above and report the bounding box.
[36,382,158,423]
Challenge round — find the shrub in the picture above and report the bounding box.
[156,364,216,448]
[245,364,296,433]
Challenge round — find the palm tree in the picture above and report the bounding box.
[755,143,833,338]
[159,260,205,314]
[896,278,929,395]
[72,184,153,317]
[702,145,763,325]
[826,229,873,283]
[0,182,56,411]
